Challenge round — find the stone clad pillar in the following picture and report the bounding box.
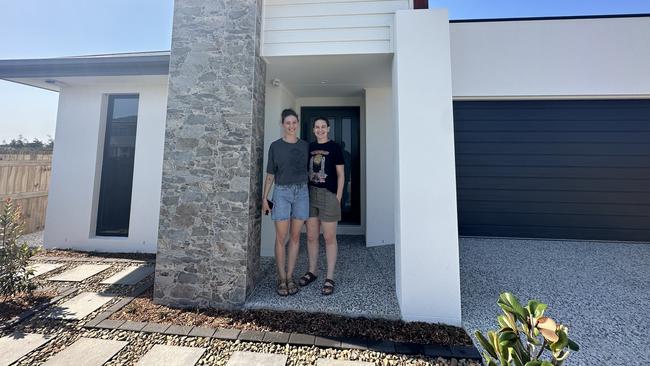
[154,0,266,308]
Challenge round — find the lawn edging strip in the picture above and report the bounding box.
[82,286,482,361]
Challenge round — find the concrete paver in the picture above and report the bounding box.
[226,351,287,366]
[30,263,64,277]
[42,337,127,366]
[100,265,154,285]
[48,264,111,282]
[136,345,206,366]
[48,292,114,320]
[0,333,52,366]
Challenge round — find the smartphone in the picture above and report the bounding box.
[265,199,274,215]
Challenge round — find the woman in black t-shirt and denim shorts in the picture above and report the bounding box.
[298,117,345,295]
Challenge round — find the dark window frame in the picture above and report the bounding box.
[95,94,139,237]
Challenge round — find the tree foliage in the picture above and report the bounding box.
[475,292,579,366]
[0,198,39,297]
[0,135,53,152]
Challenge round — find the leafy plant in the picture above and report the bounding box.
[475,292,579,366]
[0,198,39,297]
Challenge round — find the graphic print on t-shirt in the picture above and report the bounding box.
[309,150,329,184]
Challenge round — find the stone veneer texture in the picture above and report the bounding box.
[155,0,266,308]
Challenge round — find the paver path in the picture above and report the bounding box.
[136,345,206,366]
[226,351,288,366]
[100,265,154,285]
[48,264,111,282]
[47,292,114,320]
[30,263,64,277]
[42,337,128,366]
[0,333,52,366]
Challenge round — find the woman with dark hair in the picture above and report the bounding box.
[299,117,345,295]
[262,108,309,296]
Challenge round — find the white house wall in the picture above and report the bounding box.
[43,77,168,253]
[364,88,395,247]
[450,16,650,98]
[262,0,409,56]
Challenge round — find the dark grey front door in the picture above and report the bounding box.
[301,106,360,225]
[454,99,650,242]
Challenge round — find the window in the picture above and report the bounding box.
[96,95,139,236]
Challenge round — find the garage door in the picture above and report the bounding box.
[454,99,650,242]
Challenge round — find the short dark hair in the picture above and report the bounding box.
[312,116,330,127]
[281,108,299,123]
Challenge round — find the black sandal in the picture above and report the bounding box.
[299,271,318,287]
[322,279,335,296]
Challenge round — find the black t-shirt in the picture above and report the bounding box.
[308,140,344,194]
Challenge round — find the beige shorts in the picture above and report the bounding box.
[309,186,341,222]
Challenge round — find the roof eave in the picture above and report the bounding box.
[0,54,170,78]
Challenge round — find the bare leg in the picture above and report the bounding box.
[306,217,321,275]
[321,221,338,280]
[274,220,290,281]
[286,218,304,280]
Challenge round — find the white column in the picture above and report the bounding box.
[364,88,395,246]
[392,9,461,325]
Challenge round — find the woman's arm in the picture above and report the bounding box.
[335,165,345,203]
[262,173,275,213]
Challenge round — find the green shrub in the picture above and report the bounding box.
[0,198,39,297]
[475,292,579,366]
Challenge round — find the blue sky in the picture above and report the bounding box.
[1,0,649,143]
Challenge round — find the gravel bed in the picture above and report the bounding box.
[34,249,155,262]
[460,237,650,366]
[24,230,154,262]
[10,325,481,366]
[246,236,401,319]
[111,289,471,346]
[21,231,44,248]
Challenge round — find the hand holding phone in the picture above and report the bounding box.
[264,199,274,215]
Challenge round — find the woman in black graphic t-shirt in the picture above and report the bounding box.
[298,117,344,295]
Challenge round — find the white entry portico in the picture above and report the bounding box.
[261,7,461,325]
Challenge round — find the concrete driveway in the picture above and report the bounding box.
[460,237,650,366]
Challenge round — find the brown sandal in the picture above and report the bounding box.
[287,279,299,295]
[322,279,335,296]
[277,281,288,296]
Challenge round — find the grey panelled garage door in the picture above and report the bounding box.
[454,99,650,242]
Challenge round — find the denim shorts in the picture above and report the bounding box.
[271,183,309,221]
